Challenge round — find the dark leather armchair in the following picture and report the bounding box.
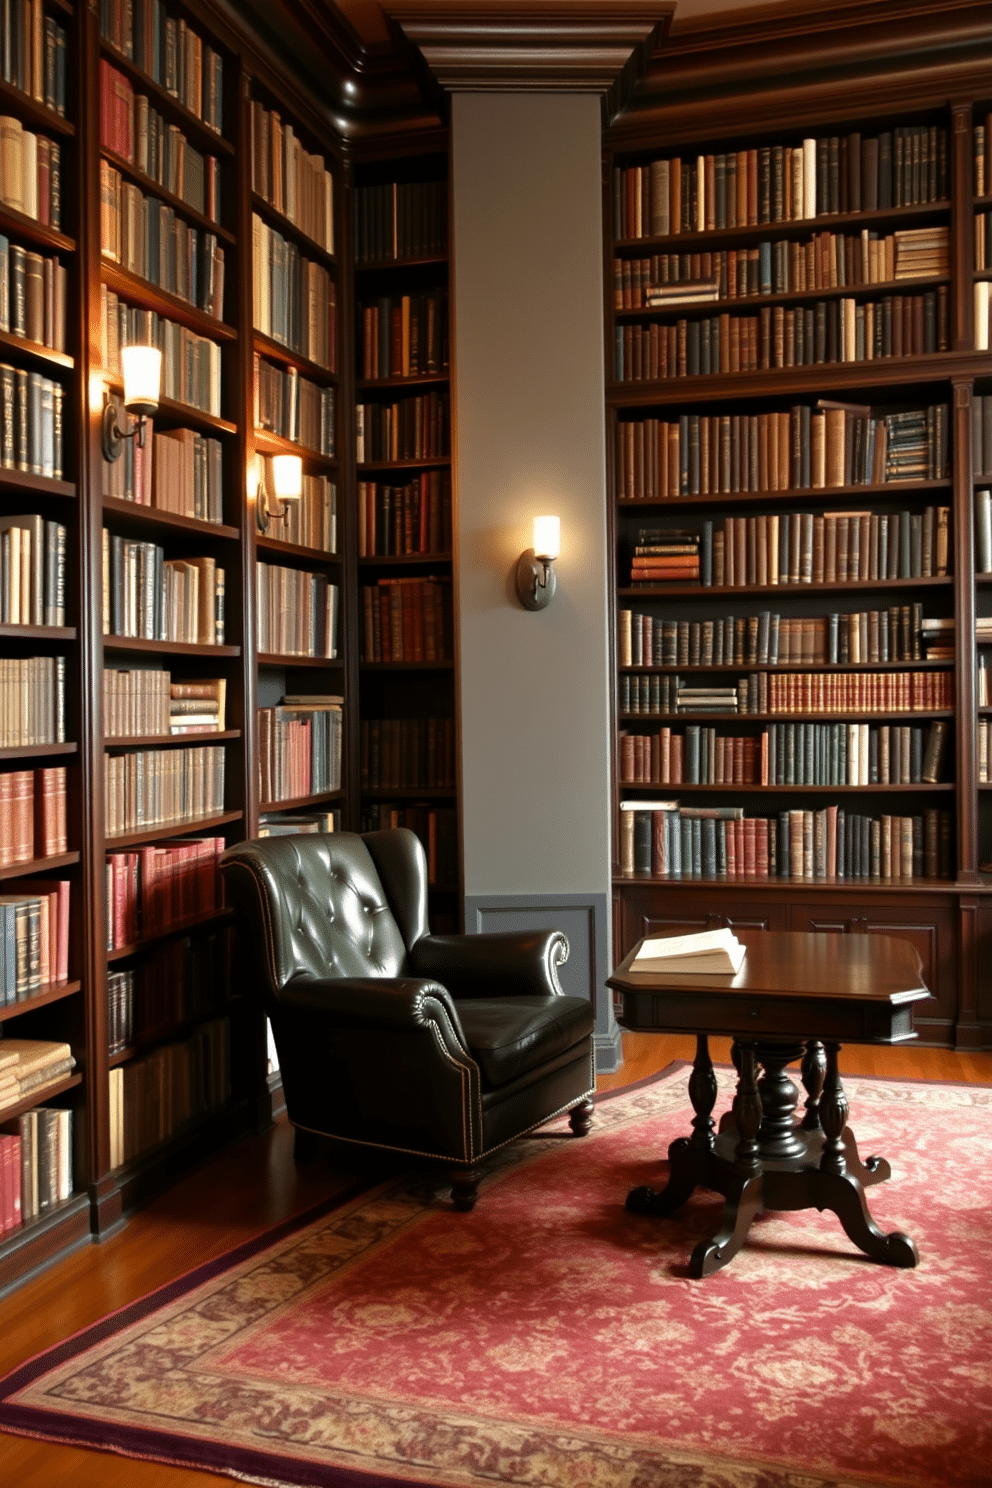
[220,828,595,1208]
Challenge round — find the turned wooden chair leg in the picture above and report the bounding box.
[450,1167,481,1211]
[568,1097,595,1136]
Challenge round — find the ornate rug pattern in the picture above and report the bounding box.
[1,1066,990,1488]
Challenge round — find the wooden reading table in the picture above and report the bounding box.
[607,930,931,1278]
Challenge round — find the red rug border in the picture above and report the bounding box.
[0,1063,986,1488]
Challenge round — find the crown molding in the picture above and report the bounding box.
[383,2,674,115]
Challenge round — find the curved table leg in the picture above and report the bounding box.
[691,1172,764,1278]
[815,1170,919,1268]
[626,1034,717,1218]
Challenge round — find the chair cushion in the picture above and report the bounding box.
[455,995,594,1089]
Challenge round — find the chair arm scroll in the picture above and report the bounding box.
[279,976,469,1051]
[409,930,569,999]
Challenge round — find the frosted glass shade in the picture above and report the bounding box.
[533,515,560,561]
[121,345,162,414]
[272,454,303,501]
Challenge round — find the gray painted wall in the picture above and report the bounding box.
[450,93,619,1066]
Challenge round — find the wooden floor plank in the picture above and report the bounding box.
[1,1038,989,1487]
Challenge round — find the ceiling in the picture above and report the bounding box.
[333,0,794,49]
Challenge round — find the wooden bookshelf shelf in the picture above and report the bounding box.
[355,372,449,392]
[249,192,336,266]
[0,742,77,762]
[106,908,234,964]
[619,575,954,599]
[101,145,237,244]
[101,497,239,541]
[251,330,336,384]
[0,982,82,1024]
[0,623,77,641]
[0,852,80,883]
[617,477,953,511]
[253,426,336,465]
[0,1073,82,1126]
[101,636,241,658]
[358,552,453,566]
[256,652,343,668]
[357,456,450,473]
[105,810,244,850]
[0,78,75,136]
[613,199,952,255]
[259,789,345,813]
[255,535,340,563]
[0,329,74,370]
[101,261,238,341]
[104,730,241,749]
[615,275,952,320]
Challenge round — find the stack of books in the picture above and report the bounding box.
[0,1040,74,1114]
[630,528,700,584]
[631,926,746,975]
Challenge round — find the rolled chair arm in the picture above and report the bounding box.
[409,930,569,999]
[279,975,470,1052]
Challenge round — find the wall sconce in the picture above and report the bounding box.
[102,345,162,461]
[515,515,560,611]
[254,453,303,532]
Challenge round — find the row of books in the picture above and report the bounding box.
[255,563,338,658]
[103,671,226,739]
[360,577,453,663]
[104,744,225,835]
[250,100,334,255]
[1,0,66,116]
[0,115,61,227]
[0,513,65,625]
[100,1,224,135]
[628,505,950,588]
[102,535,225,645]
[622,668,951,718]
[357,471,452,557]
[614,125,949,240]
[614,227,950,310]
[257,698,342,804]
[620,606,931,672]
[105,836,224,948]
[102,290,222,417]
[619,719,948,788]
[0,876,70,999]
[614,290,950,382]
[358,291,449,381]
[977,490,992,575]
[618,802,952,881]
[359,802,457,887]
[360,717,456,791]
[0,1106,72,1232]
[355,393,448,464]
[0,365,64,479]
[0,238,67,350]
[354,180,447,265]
[0,765,66,865]
[107,1017,230,1170]
[107,931,229,1055]
[616,403,949,502]
[973,210,990,271]
[256,457,336,552]
[254,354,335,456]
[976,281,992,353]
[258,808,339,838]
[251,214,335,371]
[100,163,225,320]
[100,60,220,223]
[0,1038,73,1114]
[0,654,64,746]
[979,719,992,784]
[101,409,224,524]
[974,114,991,196]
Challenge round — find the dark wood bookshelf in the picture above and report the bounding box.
[617,477,952,511]
[104,730,241,749]
[0,623,77,641]
[104,810,244,850]
[259,788,345,813]
[101,636,240,658]
[101,496,240,541]
[619,575,954,598]
[255,535,340,563]
[0,205,74,254]
[105,907,234,964]
[0,1073,83,1126]
[0,743,77,762]
[253,426,337,465]
[0,329,74,371]
[0,851,80,882]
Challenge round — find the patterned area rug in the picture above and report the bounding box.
[1,1065,990,1488]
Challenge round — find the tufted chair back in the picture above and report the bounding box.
[220,830,430,1003]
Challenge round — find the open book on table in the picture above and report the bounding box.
[631,926,746,975]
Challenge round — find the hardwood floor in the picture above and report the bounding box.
[1,1035,990,1487]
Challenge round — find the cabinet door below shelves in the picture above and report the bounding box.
[617,886,789,951]
[788,896,957,1041]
